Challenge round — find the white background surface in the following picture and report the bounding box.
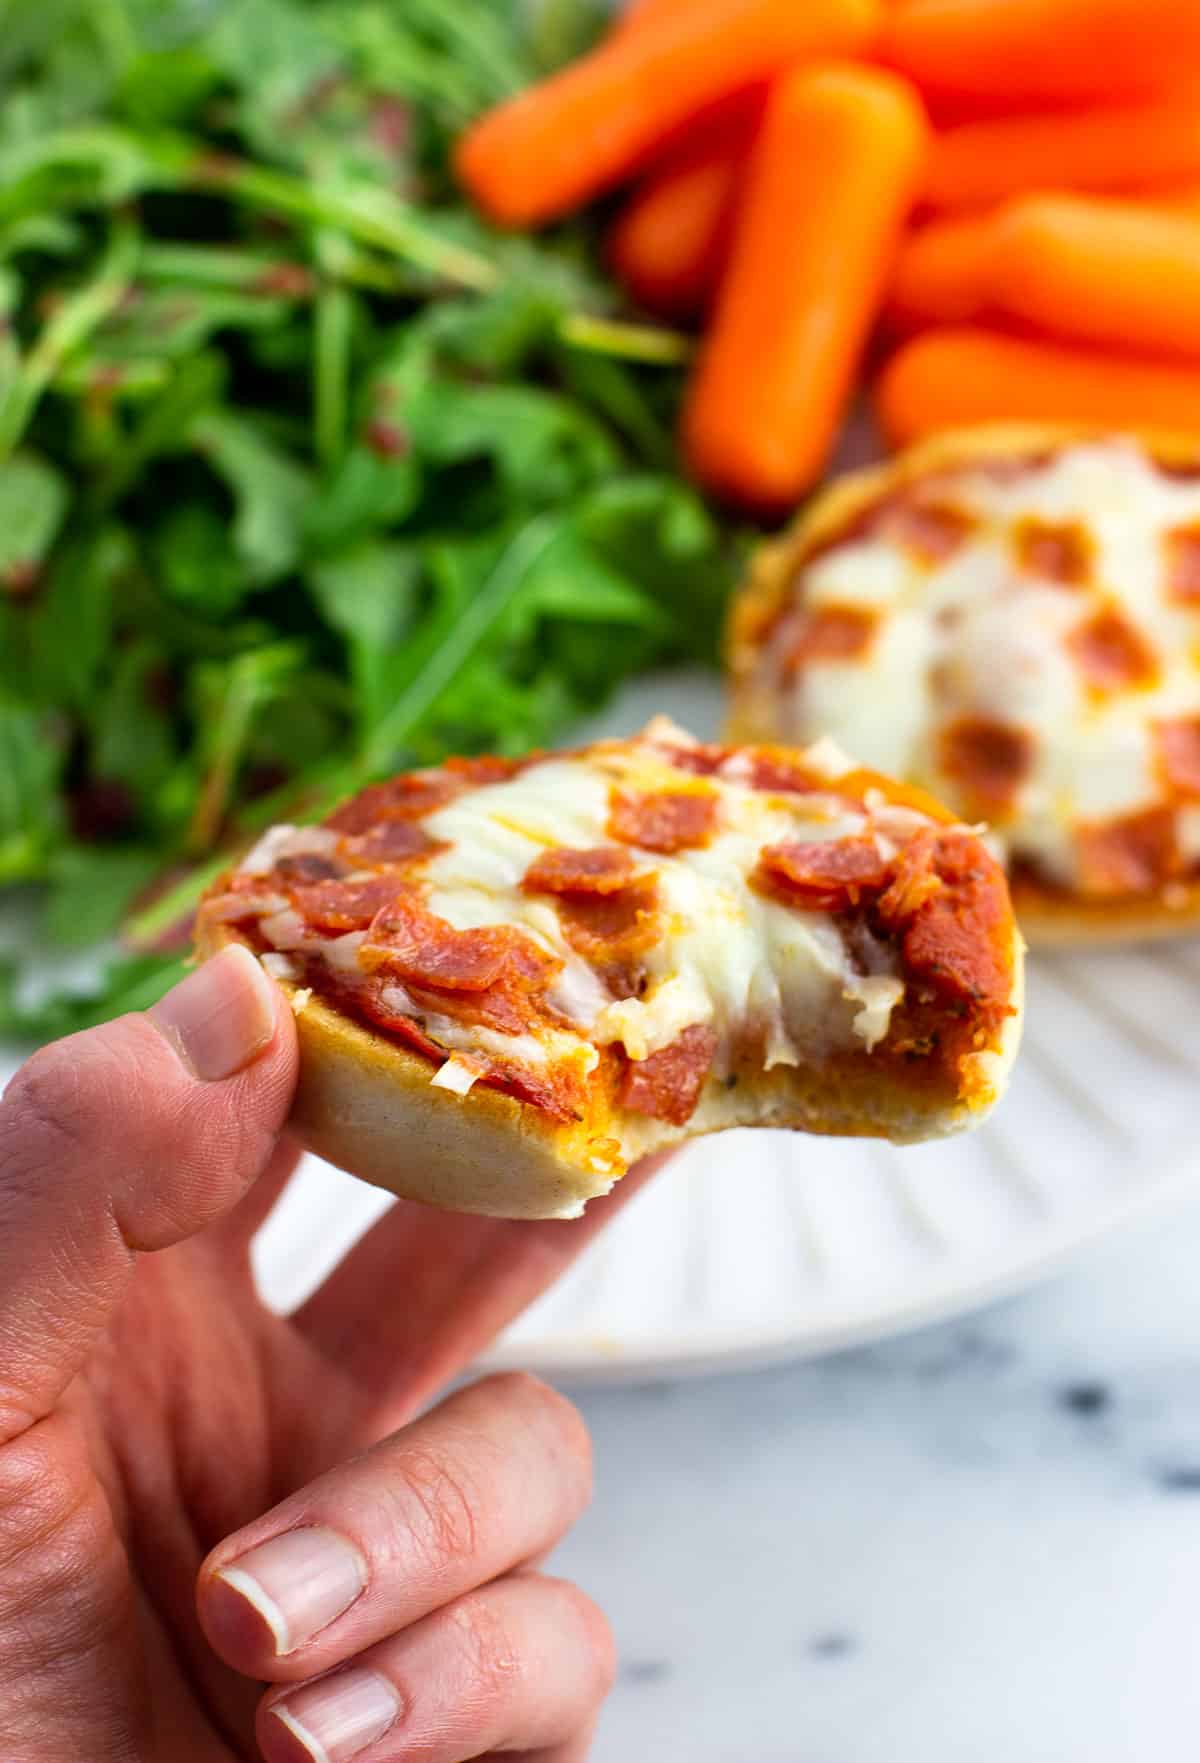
[559,1182,1200,1763]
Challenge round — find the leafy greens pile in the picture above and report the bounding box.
[0,0,741,1041]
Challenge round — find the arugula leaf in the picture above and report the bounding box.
[0,522,129,708]
[42,843,161,948]
[0,700,65,883]
[190,408,314,585]
[184,642,308,851]
[304,444,424,554]
[152,502,247,616]
[89,638,178,803]
[411,380,620,502]
[0,450,68,591]
[307,541,421,729]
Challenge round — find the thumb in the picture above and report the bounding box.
[0,944,296,1443]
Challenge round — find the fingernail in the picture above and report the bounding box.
[150,945,277,1082]
[214,1527,366,1656]
[268,1670,401,1762]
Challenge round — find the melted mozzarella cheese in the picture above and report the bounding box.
[412,744,901,1069]
[765,440,1200,889]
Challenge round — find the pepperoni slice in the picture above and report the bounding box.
[787,606,877,669]
[620,1024,718,1126]
[755,836,890,911]
[939,717,1034,818]
[902,889,1006,1006]
[358,987,446,1062]
[745,753,824,795]
[875,831,942,927]
[403,978,530,1038]
[327,772,459,834]
[1015,518,1091,586]
[1077,807,1177,898]
[479,1057,583,1122]
[555,877,660,961]
[800,491,893,564]
[340,819,446,864]
[1157,718,1200,797]
[888,498,975,565]
[650,741,726,777]
[891,834,1010,1009]
[522,846,640,896]
[273,853,346,883]
[1165,523,1200,603]
[363,895,558,993]
[289,875,403,933]
[608,789,717,854]
[359,985,579,1121]
[1068,609,1159,693]
[443,753,527,787]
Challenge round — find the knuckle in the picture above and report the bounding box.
[394,1443,482,1575]
[0,1047,90,1193]
[445,1589,526,1708]
[0,1430,125,1655]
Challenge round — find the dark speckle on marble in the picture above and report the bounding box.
[809,1632,856,1660]
[1059,1381,1112,1418]
[1156,1465,1200,1494]
[621,1658,673,1684]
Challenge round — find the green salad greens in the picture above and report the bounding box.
[0,0,742,1042]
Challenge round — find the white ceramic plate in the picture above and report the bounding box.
[244,670,1200,1380]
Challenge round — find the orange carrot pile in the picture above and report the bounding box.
[454,0,1200,513]
[684,65,928,511]
[455,0,880,227]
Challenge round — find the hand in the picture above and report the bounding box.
[0,945,645,1762]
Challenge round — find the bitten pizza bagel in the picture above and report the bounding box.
[728,426,1200,944]
[197,720,1022,1220]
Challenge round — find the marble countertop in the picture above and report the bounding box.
[556,1180,1200,1763]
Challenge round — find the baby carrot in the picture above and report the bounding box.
[888,210,999,328]
[608,84,765,317]
[875,326,1200,445]
[885,0,1200,104]
[683,63,928,513]
[609,146,744,318]
[455,0,881,227]
[993,196,1200,357]
[891,195,1200,355]
[925,98,1200,210]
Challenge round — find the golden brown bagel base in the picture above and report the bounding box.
[727,422,1200,949]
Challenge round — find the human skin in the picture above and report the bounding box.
[0,944,652,1762]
